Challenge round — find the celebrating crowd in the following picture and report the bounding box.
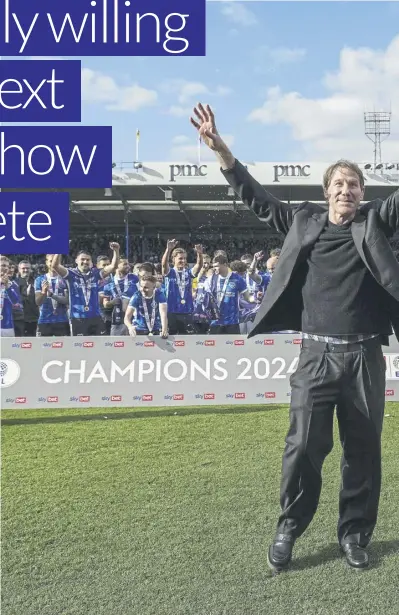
[0,242,281,338]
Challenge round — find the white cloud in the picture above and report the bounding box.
[178,81,209,104]
[163,79,232,116]
[215,85,233,97]
[220,2,257,27]
[269,46,307,65]
[172,135,190,145]
[167,105,193,117]
[253,46,306,75]
[81,68,157,112]
[169,135,235,162]
[248,35,399,161]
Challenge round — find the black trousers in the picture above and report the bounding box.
[70,316,106,336]
[210,324,240,335]
[277,336,385,547]
[168,313,193,335]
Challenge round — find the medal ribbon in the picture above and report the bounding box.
[217,274,231,307]
[174,268,186,301]
[246,272,256,293]
[142,293,156,333]
[0,285,6,316]
[47,274,60,313]
[80,275,91,311]
[115,275,128,297]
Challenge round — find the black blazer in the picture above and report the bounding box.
[222,160,399,344]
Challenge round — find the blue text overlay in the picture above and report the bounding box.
[0,192,70,254]
[0,126,112,188]
[0,0,206,56]
[0,59,82,123]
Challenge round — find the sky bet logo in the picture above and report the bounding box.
[12,342,31,349]
[102,395,122,402]
[42,341,63,348]
[164,394,184,401]
[105,341,124,348]
[196,340,215,346]
[254,339,274,345]
[74,341,94,348]
[38,396,58,402]
[226,393,246,399]
[132,394,153,402]
[226,340,244,346]
[70,395,90,402]
[195,393,215,400]
[135,341,155,347]
[5,397,26,403]
[256,392,276,399]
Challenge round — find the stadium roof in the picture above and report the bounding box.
[5,160,399,235]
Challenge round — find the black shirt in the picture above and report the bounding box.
[300,220,390,335]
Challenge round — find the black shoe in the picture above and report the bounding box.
[340,543,369,569]
[267,534,295,572]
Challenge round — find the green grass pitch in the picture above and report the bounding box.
[2,403,399,615]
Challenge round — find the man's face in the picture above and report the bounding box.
[18,263,31,277]
[213,262,228,276]
[46,255,54,270]
[203,256,211,270]
[118,260,130,275]
[173,252,187,269]
[267,256,279,273]
[97,258,110,270]
[241,257,251,268]
[140,279,156,295]
[324,168,364,219]
[1,259,9,279]
[76,253,92,273]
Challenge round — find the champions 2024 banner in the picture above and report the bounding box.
[3,335,399,409]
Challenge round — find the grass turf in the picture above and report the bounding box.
[2,403,399,615]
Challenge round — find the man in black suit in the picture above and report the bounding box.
[190,103,399,572]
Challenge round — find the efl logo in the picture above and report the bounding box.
[265,392,276,398]
[173,394,184,401]
[114,341,124,348]
[205,340,215,346]
[264,339,274,345]
[385,389,394,396]
[111,395,122,402]
[83,342,94,348]
[174,340,185,347]
[204,393,215,400]
[293,339,302,345]
[79,396,90,402]
[52,342,63,348]
[16,397,26,403]
[21,342,32,349]
[235,392,246,399]
[47,396,58,402]
[142,394,153,402]
[234,340,244,346]
[144,341,155,347]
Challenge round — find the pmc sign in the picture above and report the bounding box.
[169,164,207,182]
[273,164,311,183]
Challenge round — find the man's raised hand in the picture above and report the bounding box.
[167,239,178,250]
[190,104,224,151]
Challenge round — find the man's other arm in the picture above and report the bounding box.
[376,189,399,236]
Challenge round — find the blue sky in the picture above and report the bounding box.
[30,1,399,163]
